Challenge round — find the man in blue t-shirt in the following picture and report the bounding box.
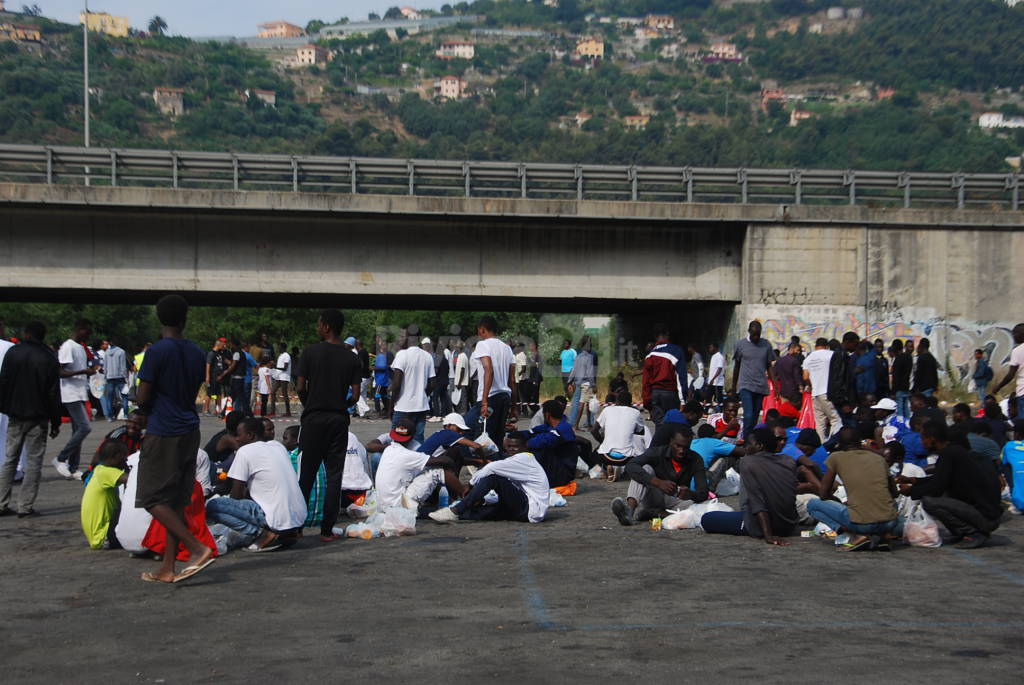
[1001,420,1024,513]
[418,412,488,466]
[135,295,213,585]
[692,424,744,491]
[780,426,829,473]
[559,340,576,392]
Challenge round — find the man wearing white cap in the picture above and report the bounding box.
[389,330,436,444]
[871,397,910,443]
[417,412,490,464]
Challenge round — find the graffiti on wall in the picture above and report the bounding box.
[756,312,1016,389]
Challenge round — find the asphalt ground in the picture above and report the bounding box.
[1,412,1023,684]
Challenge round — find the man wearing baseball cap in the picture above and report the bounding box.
[871,397,909,443]
[374,418,467,512]
[417,412,490,466]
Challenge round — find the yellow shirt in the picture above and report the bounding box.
[80,464,124,549]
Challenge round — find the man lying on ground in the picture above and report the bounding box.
[808,427,900,551]
[429,431,550,524]
[611,425,708,526]
[206,417,307,552]
[375,418,467,513]
[700,428,799,545]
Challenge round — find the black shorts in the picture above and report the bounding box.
[135,429,200,510]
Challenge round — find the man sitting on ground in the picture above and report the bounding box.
[611,425,708,526]
[898,420,1003,549]
[526,399,579,490]
[700,429,799,545]
[650,401,703,448]
[81,441,130,549]
[206,418,307,552]
[418,412,490,468]
[692,423,745,492]
[1001,420,1024,514]
[592,390,646,478]
[375,419,467,512]
[88,411,145,473]
[807,427,900,551]
[429,431,550,523]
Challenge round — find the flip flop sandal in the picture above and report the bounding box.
[840,538,872,552]
[172,556,217,583]
[141,572,172,584]
[245,541,282,553]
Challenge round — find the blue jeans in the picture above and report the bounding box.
[895,390,911,418]
[567,385,594,429]
[738,389,765,439]
[101,378,128,420]
[56,400,92,471]
[807,498,897,535]
[975,382,988,407]
[206,497,267,539]
[1018,396,1024,418]
[920,388,934,398]
[369,451,383,478]
[464,391,511,448]
[393,410,428,445]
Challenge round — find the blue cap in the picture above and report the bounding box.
[344,337,357,346]
[664,409,688,425]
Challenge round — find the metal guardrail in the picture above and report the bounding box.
[0,143,1020,211]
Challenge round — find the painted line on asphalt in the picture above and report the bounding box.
[514,529,564,631]
[948,548,1024,587]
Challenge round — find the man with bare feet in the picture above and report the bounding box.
[135,295,215,584]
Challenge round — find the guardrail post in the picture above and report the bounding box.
[575,165,583,200]
[628,166,638,201]
[463,162,471,197]
[232,155,239,191]
[171,152,178,189]
[951,173,965,210]
[1006,174,1020,211]
[518,164,527,198]
[789,170,802,205]
[737,168,748,204]
[350,159,357,194]
[843,170,856,206]
[898,173,911,208]
[682,167,693,202]
[45,147,53,184]
[110,150,117,187]
[407,160,415,196]
[291,156,298,192]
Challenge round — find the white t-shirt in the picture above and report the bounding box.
[708,351,725,387]
[445,348,455,380]
[257,366,272,394]
[375,443,430,510]
[275,352,291,383]
[228,441,308,531]
[343,432,372,491]
[471,337,514,401]
[391,346,435,413]
[58,339,90,403]
[196,448,212,497]
[1012,342,1024,395]
[802,349,834,397]
[597,405,645,456]
[471,452,549,523]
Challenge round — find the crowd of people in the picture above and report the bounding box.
[0,300,1021,583]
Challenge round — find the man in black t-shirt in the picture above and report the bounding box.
[204,337,229,417]
[912,337,939,396]
[295,309,362,542]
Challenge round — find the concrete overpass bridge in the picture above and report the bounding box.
[1,144,1021,386]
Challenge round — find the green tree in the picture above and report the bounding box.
[148,16,168,36]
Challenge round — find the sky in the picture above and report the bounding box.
[39,1,448,37]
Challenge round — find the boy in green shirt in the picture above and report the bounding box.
[81,441,130,549]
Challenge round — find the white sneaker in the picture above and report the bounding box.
[428,507,459,523]
[53,459,72,479]
[70,471,84,481]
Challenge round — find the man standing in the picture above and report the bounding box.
[134,295,213,583]
[204,338,227,417]
[54,319,98,479]
[567,336,597,430]
[731,320,775,439]
[514,343,529,416]
[0,322,62,517]
[452,341,470,414]
[993,323,1024,418]
[100,339,129,422]
[220,340,250,417]
[890,339,912,418]
[559,339,576,392]
[912,337,939,397]
[707,343,726,410]
[272,341,292,417]
[356,339,372,403]
[803,338,839,443]
[686,343,705,402]
[774,342,804,415]
[971,348,993,408]
[465,316,517,448]
[642,324,686,426]
[390,333,436,444]
[296,309,363,542]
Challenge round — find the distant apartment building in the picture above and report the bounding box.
[0,22,42,42]
[436,40,475,60]
[575,37,604,59]
[705,41,742,62]
[979,112,1024,129]
[80,11,129,37]
[296,44,329,66]
[257,21,303,38]
[153,87,185,117]
[435,75,468,100]
[645,14,675,31]
[623,114,650,130]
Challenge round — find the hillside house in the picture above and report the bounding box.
[153,87,185,117]
[575,37,604,59]
[623,114,650,130]
[645,15,675,31]
[979,112,1024,129]
[705,41,742,62]
[248,89,277,107]
[400,7,422,20]
[0,22,42,42]
[80,11,129,37]
[760,86,786,112]
[435,75,468,100]
[789,109,814,127]
[436,40,475,60]
[875,86,896,101]
[574,112,593,128]
[296,44,329,66]
[615,17,644,27]
[257,21,303,38]
[659,42,680,59]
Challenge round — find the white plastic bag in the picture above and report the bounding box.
[576,457,589,474]
[380,507,417,537]
[475,432,500,456]
[904,502,942,548]
[451,387,462,406]
[588,464,604,480]
[715,468,741,497]
[549,489,567,507]
[663,500,734,530]
[588,396,600,414]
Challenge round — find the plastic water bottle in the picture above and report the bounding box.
[438,486,450,508]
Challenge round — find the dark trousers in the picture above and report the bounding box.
[299,412,350,535]
[230,378,251,417]
[921,495,1000,538]
[270,379,290,415]
[465,392,511,448]
[649,389,680,425]
[454,474,529,522]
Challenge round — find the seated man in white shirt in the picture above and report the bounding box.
[374,419,468,512]
[592,390,646,475]
[206,417,308,552]
[366,425,422,478]
[429,431,550,524]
